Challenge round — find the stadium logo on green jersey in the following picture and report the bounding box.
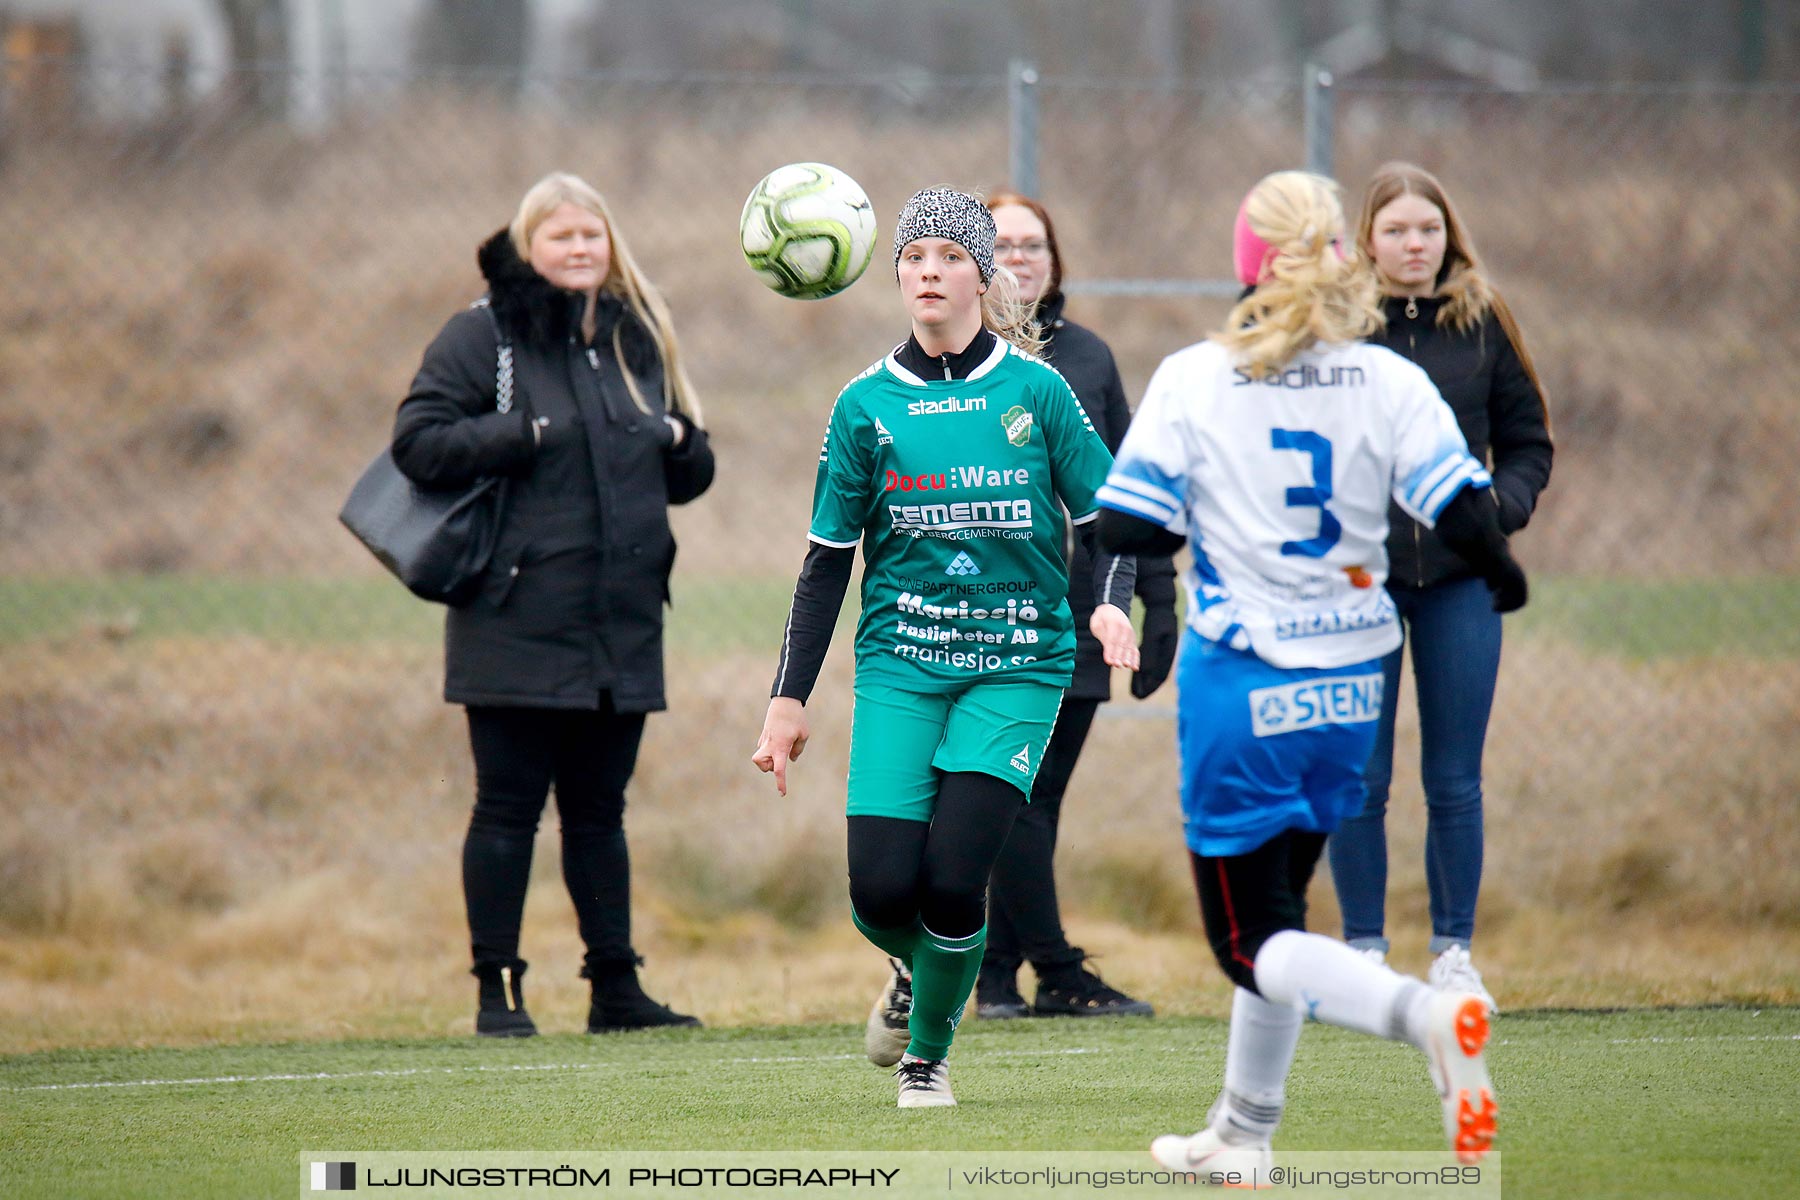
[1001,405,1033,447]
[908,395,986,416]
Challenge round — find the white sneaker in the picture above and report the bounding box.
[864,958,912,1068]
[895,1054,954,1108]
[1421,991,1498,1163]
[1356,945,1388,967]
[1428,945,1496,1012]
[1149,1127,1273,1187]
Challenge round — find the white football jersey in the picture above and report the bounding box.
[1099,339,1491,668]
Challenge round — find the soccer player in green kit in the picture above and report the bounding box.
[752,188,1141,1108]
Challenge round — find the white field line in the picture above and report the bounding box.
[5,1062,608,1092]
[1599,1033,1800,1045]
[9,1034,1798,1094]
[2,1046,1103,1093]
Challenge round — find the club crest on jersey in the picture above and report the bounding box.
[874,417,894,446]
[1001,405,1033,447]
[945,551,981,576]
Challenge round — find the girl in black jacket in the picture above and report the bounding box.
[1326,162,1553,1008]
[392,172,714,1036]
[973,191,1179,1020]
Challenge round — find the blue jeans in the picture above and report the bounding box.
[1327,576,1501,954]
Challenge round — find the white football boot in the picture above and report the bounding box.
[1149,1127,1272,1187]
[894,1054,955,1108]
[864,957,912,1068]
[1422,990,1499,1163]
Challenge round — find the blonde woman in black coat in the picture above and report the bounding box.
[392,172,714,1036]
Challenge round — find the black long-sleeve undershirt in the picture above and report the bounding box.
[1096,507,1186,558]
[769,541,855,704]
[1074,517,1137,618]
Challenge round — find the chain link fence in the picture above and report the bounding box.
[2,58,1795,962]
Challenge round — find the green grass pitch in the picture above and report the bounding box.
[4,1007,1795,1198]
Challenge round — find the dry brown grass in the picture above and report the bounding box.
[1,628,1795,1054]
[3,889,1793,1054]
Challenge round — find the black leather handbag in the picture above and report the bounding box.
[339,309,515,605]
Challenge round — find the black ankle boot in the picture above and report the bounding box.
[584,959,701,1032]
[474,961,538,1037]
[1033,952,1155,1018]
[977,965,1031,1019]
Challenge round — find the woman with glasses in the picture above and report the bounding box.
[972,192,1178,1021]
[751,187,1140,1108]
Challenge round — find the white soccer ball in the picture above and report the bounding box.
[739,162,877,300]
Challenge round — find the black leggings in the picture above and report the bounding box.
[463,701,645,975]
[847,771,1024,941]
[1191,830,1328,995]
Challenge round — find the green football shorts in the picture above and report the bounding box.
[845,679,1066,820]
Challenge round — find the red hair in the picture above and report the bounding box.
[984,190,1064,305]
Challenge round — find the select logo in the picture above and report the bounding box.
[311,1162,356,1191]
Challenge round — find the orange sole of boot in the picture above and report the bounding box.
[1450,996,1497,1163]
[1454,1089,1499,1163]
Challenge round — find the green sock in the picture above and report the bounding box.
[907,923,985,1061]
[851,907,919,969]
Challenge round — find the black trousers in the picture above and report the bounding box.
[463,700,645,976]
[982,697,1100,978]
[1191,829,1328,995]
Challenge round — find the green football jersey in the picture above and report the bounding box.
[810,336,1116,693]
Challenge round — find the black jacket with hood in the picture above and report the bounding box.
[391,230,714,713]
[1373,295,1552,589]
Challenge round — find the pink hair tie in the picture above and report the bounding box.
[1233,196,1277,286]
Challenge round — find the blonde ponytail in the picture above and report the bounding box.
[1217,171,1381,379]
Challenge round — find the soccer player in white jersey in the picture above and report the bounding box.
[1096,171,1527,1174]
[752,188,1140,1109]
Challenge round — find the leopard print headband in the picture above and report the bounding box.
[892,188,997,283]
